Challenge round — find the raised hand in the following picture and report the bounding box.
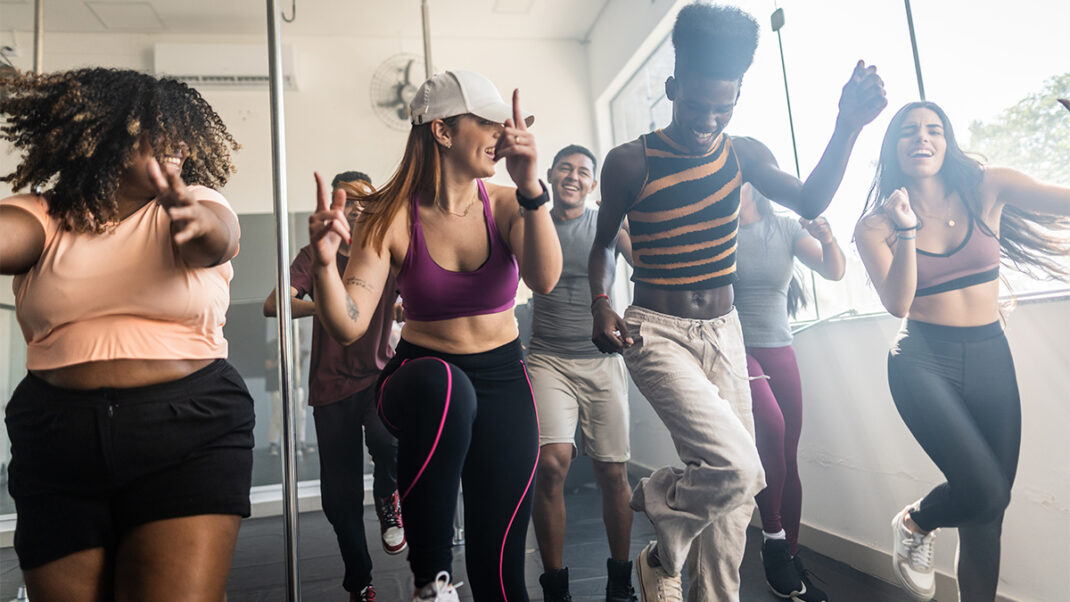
[493,89,541,199]
[149,158,215,246]
[887,187,917,230]
[836,60,888,132]
[308,171,351,267]
[799,215,835,244]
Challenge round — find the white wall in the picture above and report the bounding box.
[628,298,1070,601]
[583,0,683,157]
[0,29,597,215]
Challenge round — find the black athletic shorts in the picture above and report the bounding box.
[5,359,255,569]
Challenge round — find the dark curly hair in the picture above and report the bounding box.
[672,3,759,81]
[1,67,239,233]
[862,101,1070,281]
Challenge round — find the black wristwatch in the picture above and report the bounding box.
[516,180,550,211]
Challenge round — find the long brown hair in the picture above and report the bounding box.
[862,101,1070,281]
[356,116,460,250]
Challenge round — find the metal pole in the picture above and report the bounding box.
[771,9,800,180]
[33,0,44,73]
[265,0,301,599]
[903,0,926,100]
[771,8,819,320]
[420,0,433,79]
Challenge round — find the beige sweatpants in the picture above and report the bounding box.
[622,305,766,602]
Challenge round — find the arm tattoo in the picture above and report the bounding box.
[344,277,379,293]
[345,294,360,322]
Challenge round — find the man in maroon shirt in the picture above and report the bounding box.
[264,172,403,602]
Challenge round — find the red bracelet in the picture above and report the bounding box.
[591,293,610,307]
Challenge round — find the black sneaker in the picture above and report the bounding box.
[605,557,637,602]
[761,538,805,598]
[792,554,828,602]
[539,567,572,602]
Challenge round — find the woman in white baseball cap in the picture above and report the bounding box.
[308,70,562,602]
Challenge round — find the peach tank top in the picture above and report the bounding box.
[3,187,236,370]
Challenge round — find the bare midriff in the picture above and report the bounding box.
[32,358,215,390]
[907,280,1002,327]
[399,308,520,355]
[632,283,735,320]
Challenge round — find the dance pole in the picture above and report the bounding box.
[265,0,301,599]
[771,7,819,319]
[33,0,43,73]
[903,0,926,101]
[421,0,433,79]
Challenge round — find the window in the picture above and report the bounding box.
[606,0,1070,321]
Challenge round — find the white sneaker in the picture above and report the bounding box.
[891,506,936,601]
[412,571,460,602]
[635,541,681,602]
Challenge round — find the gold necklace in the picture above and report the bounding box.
[914,197,957,228]
[436,195,478,218]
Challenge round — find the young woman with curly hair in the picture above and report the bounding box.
[854,100,1070,601]
[1,67,249,601]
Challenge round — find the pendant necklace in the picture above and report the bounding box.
[436,193,478,218]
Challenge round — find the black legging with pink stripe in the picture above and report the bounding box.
[377,338,539,601]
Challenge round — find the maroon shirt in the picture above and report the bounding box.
[290,245,397,406]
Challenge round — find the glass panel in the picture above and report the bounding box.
[605,0,1070,320]
[0,304,27,517]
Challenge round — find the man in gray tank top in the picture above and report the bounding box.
[529,145,637,602]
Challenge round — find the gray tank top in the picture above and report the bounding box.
[528,208,605,358]
[734,213,807,348]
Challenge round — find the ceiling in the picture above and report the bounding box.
[0,0,610,39]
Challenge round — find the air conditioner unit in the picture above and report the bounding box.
[154,43,299,90]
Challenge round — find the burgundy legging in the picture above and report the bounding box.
[746,345,804,554]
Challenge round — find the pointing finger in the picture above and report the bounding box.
[333,187,347,213]
[512,89,525,132]
[147,158,169,194]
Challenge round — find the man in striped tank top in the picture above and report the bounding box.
[588,5,887,602]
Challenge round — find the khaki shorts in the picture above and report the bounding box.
[526,352,630,462]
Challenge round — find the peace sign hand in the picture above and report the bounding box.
[308,171,352,267]
[493,89,542,199]
[149,158,216,246]
[836,60,888,132]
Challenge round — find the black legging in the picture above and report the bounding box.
[887,319,1021,601]
[377,338,539,601]
[312,386,398,593]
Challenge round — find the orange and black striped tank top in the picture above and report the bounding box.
[628,130,743,290]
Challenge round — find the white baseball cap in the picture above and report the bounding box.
[409,70,534,127]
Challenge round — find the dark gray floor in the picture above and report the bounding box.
[1,480,916,601]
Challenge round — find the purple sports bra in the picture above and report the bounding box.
[915,215,1000,297]
[397,179,519,321]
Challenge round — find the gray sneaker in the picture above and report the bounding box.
[635,542,681,602]
[891,506,936,601]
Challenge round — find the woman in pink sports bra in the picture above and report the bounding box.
[855,101,1070,602]
[308,70,561,602]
